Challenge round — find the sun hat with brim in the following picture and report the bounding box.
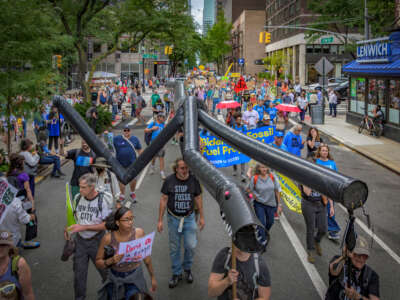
[91,157,110,169]
[0,231,14,246]
[353,236,370,256]
[275,131,284,137]
[263,114,271,120]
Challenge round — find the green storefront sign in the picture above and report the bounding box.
[321,37,334,44]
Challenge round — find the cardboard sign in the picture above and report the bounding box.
[0,179,17,225]
[118,232,155,263]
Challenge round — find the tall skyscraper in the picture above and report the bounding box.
[203,0,215,35]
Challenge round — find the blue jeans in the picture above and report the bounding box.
[253,201,276,244]
[299,109,306,121]
[329,103,337,117]
[167,213,197,275]
[40,155,61,175]
[112,104,118,120]
[212,98,220,114]
[106,269,140,299]
[327,201,340,233]
[131,104,136,117]
[165,101,170,115]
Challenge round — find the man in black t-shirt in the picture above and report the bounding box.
[157,158,205,289]
[208,246,271,300]
[65,140,96,200]
[326,236,380,300]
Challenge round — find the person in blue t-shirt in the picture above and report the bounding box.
[253,99,265,127]
[46,105,64,154]
[272,131,288,152]
[231,113,247,181]
[144,113,167,180]
[266,102,278,124]
[315,144,341,240]
[113,125,143,203]
[283,124,305,156]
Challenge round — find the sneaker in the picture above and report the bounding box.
[149,165,155,175]
[184,269,193,284]
[119,194,125,202]
[130,192,137,204]
[240,174,247,182]
[57,170,66,177]
[51,172,60,178]
[160,171,166,180]
[274,212,280,220]
[307,251,315,264]
[315,242,322,256]
[168,274,182,289]
[21,241,40,249]
[232,171,237,177]
[328,232,340,240]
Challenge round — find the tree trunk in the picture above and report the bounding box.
[77,44,90,102]
[6,98,11,156]
[396,0,400,28]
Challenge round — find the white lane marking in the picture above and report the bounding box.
[127,118,138,126]
[280,212,327,299]
[338,204,400,265]
[136,163,150,190]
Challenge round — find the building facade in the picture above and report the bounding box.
[228,10,266,75]
[215,0,265,23]
[265,0,361,85]
[203,0,216,35]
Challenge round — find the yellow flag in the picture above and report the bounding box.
[276,172,302,214]
[66,183,76,226]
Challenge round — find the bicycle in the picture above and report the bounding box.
[358,114,383,137]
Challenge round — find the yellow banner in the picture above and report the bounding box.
[66,183,76,226]
[230,73,240,78]
[276,173,302,214]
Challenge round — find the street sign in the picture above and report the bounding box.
[238,58,244,65]
[318,76,328,87]
[314,57,334,76]
[143,54,158,59]
[254,59,264,65]
[321,37,334,44]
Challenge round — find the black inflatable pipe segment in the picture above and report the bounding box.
[198,109,368,210]
[53,96,184,185]
[182,96,263,253]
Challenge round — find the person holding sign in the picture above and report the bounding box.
[96,207,157,299]
[157,158,205,289]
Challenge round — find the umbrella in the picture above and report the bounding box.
[216,101,241,109]
[276,104,301,113]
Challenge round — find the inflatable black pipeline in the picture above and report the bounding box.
[53,96,183,185]
[182,96,263,253]
[198,109,368,210]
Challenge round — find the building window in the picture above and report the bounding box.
[330,45,338,54]
[367,79,385,119]
[296,0,301,11]
[289,5,295,16]
[306,45,313,53]
[322,45,330,54]
[389,80,400,124]
[314,45,322,53]
[349,78,366,115]
[338,45,345,54]
[94,43,102,53]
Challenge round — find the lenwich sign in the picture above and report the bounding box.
[356,37,391,63]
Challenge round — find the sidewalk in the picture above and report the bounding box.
[300,114,400,175]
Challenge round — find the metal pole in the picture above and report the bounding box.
[364,0,369,39]
[142,56,145,93]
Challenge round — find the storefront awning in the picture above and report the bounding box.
[343,55,400,77]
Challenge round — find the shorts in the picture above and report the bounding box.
[155,149,165,158]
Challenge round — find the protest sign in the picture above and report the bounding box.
[0,178,17,225]
[200,126,275,168]
[118,231,156,264]
[275,173,302,214]
[65,183,76,227]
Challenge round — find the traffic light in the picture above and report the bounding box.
[258,32,271,44]
[164,46,173,55]
[55,55,62,68]
[168,46,173,55]
[265,32,271,44]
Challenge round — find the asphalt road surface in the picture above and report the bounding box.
[22,108,400,300]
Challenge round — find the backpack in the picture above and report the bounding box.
[253,173,274,187]
[224,247,260,300]
[144,121,154,146]
[0,255,21,300]
[73,191,104,219]
[141,98,147,108]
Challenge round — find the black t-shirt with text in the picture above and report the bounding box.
[161,174,201,216]
[66,149,96,186]
[326,255,380,300]
[306,136,323,156]
[211,247,271,300]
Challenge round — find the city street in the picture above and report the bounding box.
[22,108,400,300]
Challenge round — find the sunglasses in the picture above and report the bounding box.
[123,129,130,132]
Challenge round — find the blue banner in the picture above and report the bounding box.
[200,126,275,168]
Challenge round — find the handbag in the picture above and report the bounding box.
[25,212,38,241]
[61,238,76,261]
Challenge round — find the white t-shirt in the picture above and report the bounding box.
[297,96,308,109]
[74,192,112,239]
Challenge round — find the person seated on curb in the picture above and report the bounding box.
[0,174,38,249]
[0,231,35,300]
[91,157,121,209]
[37,139,65,178]
[208,242,271,300]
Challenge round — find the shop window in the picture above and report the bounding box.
[338,45,345,54]
[389,80,400,124]
[349,78,366,115]
[322,45,329,54]
[368,79,385,118]
[314,45,322,53]
[330,45,338,54]
[307,64,318,84]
